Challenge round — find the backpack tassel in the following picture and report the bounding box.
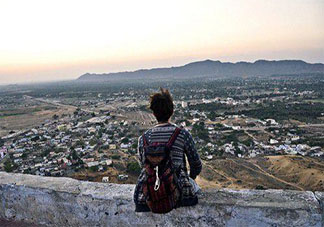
[154,166,160,191]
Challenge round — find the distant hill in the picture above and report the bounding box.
[77,59,324,81]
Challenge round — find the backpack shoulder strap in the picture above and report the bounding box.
[166,127,181,148]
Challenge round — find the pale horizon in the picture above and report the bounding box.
[0,0,323,84]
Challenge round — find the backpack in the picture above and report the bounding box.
[142,127,181,214]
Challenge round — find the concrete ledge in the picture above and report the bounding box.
[0,172,323,227]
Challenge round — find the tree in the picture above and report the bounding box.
[90,166,98,172]
[89,139,98,146]
[23,168,31,174]
[207,112,217,121]
[132,143,138,149]
[111,154,121,160]
[21,152,28,159]
[121,138,129,144]
[42,149,50,157]
[184,119,191,126]
[4,160,14,172]
[71,149,78,160]
[127,161,141,175]
[75,139,85,147]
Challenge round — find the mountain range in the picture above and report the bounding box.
[78,59,324,81]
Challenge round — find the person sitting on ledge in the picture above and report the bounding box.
[134,88,202,213]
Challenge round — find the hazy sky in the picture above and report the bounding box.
[0,0,323,84]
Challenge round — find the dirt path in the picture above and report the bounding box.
[304,157,324,168]
[244,130,257,140]
[202,161,235,186]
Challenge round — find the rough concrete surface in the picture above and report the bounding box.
[0,172,323,227]
[0,218,44,227]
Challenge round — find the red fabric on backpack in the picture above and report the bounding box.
[142,127,181,214]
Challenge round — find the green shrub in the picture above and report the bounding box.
[127,161,141,175]
[111,154,121,160]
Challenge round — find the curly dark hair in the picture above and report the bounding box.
[149,88,174,122]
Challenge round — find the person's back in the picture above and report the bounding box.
[134,88,202,213]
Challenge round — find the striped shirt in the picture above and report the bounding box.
[134,123,202,211]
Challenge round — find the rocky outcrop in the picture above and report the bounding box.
[0,172,323,227]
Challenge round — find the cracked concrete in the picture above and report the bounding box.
[0,172,323,227]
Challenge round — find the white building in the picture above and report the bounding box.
[291,136,300,142]
[121,143,130,149]
[206,155,213,160]
[270,139,279,145]
[102,177,110,183]
[0,147,7,159]
[100,159,113,166]
[86,161,99,168]
[266,119,278,126]
[181,101,188,108]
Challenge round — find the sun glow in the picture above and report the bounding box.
[0,0,323,84]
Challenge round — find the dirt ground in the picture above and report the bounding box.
[199,155,324,191]
[0,105,75,137]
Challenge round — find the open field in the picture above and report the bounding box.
[123,110,156,127]
[0,104,75,137]
[198,155,324,191]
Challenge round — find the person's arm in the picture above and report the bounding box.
[137,135,145,167]
[183,129,202,179]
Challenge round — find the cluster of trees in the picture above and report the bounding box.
[190,103,232,113]
[192,122,209,141]
[235,102,324,124]
[299,137,324,148]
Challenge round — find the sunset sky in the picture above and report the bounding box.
[0,0,323,84]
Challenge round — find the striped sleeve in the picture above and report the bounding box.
[137,135,145,167]
[182,129,202,179]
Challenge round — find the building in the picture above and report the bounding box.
[270,139,279,145]
[0,147,7,159]
[181,101,188,108]
[102,176,110,183]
